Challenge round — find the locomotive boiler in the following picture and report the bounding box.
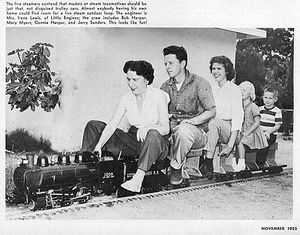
[12,151,170,211]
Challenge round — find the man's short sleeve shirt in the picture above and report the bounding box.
[160,70,215,119]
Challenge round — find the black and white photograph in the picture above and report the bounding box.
[1,0,299,234]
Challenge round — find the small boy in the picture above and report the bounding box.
[256,86,282,167]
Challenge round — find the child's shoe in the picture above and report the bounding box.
[234,159,246,172]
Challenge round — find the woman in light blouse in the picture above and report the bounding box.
[201,56,244,176]
[79,60,170,194]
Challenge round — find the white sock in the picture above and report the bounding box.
[232,158,237,166]
[238,159,245,165]
[135,169,146,179]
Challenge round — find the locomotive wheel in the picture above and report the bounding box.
[101,183,116,196]
[243,170,253,178]
[63,199,73,207]
[236,171,244,179]
[6,194,15,204]
[215,174,220,182]
[78,197,89,204]
[28,199,36,211]
[76,187,91,203]
[215,174,225,182]
[226,173,234,180]
[76,187,90,197]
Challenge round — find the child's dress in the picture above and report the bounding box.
[241,102,268,149]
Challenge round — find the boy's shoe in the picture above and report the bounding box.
[172,178,191,189]
[169,166,183,185]
[199,158,213,178]
[199,165,214,179]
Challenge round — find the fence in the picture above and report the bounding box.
[281,109,293,135]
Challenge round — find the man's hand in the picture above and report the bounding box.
[219,145,233,158]
[180,119,194,125]
[137,127,151,142]
[264,131,270,140]
[94,149,102,160]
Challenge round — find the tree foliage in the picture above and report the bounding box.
[6,43,62,112]
[6,128,54,153]
[236,28,294,108]
[235,44,266,97]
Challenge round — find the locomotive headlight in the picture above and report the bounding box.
[41,158,46,166]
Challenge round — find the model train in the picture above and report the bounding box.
[12,151,170,211]
[12,143,286,211]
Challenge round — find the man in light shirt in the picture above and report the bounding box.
[201,55,244,176]
[161,45,216,185]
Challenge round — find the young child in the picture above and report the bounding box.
[235,81,268,171]
[256,86,282,168]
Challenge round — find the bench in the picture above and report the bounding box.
[245,142,279,170]
[212,143,236,174]
[213,142,279,173]
[183,148,204,178]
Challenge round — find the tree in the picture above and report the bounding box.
[6,128,54,153]
[235,44,266,98]
[6,43,62,112]
[236,28,294,108]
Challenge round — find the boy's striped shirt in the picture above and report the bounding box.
[259,106,282,135]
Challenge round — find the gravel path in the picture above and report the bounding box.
[49,173,292,220]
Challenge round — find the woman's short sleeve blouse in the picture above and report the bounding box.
[119,86,169,128]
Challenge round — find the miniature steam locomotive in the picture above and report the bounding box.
[13,151,170,211]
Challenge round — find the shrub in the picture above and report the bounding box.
[6,128,54,153]
[6,43,62,112]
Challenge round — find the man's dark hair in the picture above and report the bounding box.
[123,60,154,85]
[163,45,188,68]
[209,56,236,81]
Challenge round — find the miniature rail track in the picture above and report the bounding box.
[6,167,292,220]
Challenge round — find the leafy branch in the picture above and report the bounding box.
[6,43,62,112]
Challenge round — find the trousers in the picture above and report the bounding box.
[80,120,169,171]
[170,123,207,169]
[204,118,240,154]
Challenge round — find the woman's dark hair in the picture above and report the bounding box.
[163,45,188,68]
[209,56,236,81]
[123,60,154,85]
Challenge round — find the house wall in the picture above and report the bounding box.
[6,27,236,151]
